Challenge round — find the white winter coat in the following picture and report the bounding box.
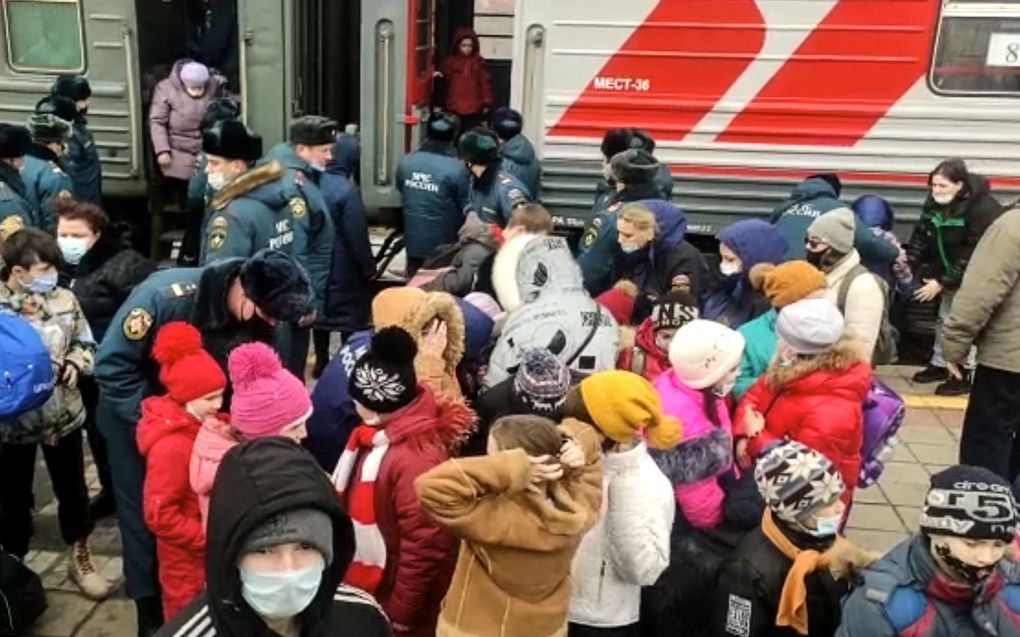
[568,441,675,628]
[823,250,884,357]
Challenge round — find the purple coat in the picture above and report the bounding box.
[149,59,224,180]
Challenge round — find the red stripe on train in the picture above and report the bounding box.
[548,0,766,141]
[717,0,940,146]
[664,163,1020,189]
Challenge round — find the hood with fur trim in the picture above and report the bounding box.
[211,160,285,210]
[492,234,586,311]
[401,291,466,371]
[764,336,869,391]
[825,538,881,581]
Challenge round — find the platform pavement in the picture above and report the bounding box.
[21,365,966,636]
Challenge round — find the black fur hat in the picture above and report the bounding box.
[0,124,32,159]
[203,120,263,162]
[610,148,659,185]
[27,114,71,144]
[201,98,241,132]
[490,107,523,141]
[289,115,338,146]
[36,95,78,124]
[426,113,460,143]
[458,129,500,165]
[239,249,313,323]
[52,74,91,101]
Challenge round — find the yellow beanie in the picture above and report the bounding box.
[749,261,827,309]
[579,370,682,449]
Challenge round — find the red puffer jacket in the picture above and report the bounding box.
[616,319,670,382]
[735,339,872,505]
[136,395,206,620]
[440,28,494,117]
[345,388,475,637]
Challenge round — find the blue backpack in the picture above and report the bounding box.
[0,309,54,421]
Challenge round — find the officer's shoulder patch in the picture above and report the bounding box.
[208,224,228,252]
[581,226,598,249]
[122,307,154,341]
[289,197,307,218]
[165,282,198,300]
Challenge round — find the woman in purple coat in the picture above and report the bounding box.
[149,60,225,184]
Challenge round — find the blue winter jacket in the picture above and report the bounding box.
[702,219,787,328]
[499,134,541,197]
[396,140,471,259]
[305,329,371,471]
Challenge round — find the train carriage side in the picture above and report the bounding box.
[514,0,1020,236]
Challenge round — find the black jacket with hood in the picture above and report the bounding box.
[155,438,392,637]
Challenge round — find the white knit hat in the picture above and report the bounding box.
[776,298,845,355]
[668,320,746,390]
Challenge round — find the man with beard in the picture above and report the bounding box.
[837,465,1020,637]
[94,249,312,637]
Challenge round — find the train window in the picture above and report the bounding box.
[4,0,84,73]
[930,2,1020,95]
[474,0,513,60]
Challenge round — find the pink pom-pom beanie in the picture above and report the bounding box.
[228,342,312,439]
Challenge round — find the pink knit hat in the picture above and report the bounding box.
[228,342,312,439]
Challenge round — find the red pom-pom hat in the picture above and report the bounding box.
[151,322,227,404]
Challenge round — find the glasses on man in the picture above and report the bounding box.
[805,236,825,250]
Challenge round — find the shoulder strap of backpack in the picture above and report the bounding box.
[837,264,872,314]
[566,306,603,366]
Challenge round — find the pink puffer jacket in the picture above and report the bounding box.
[650,370,735,530]
[189,415,237,528]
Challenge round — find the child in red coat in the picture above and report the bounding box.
[735,298,872,507]
[136,322,227,621]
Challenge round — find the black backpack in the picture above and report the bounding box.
[0,549,46,636]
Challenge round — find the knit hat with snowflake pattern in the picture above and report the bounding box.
[754,440,845,524]
[349,327,419,414]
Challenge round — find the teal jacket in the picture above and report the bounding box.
[734,308,777,400]
[264,143,334,316]
[199,161,295,265]
[23,144,74,231]
[0,163,37,230]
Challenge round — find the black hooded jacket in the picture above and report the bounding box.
[155,438,391,637]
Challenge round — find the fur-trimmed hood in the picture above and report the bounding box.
[825,537,880,581]
[765,336,870,391]
[492,234,585,311]
[211,160,285,210]
[651,427,733,486]
[401,291,466,371]
[385,387,476,453]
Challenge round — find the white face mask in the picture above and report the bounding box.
[58,237,90,265]
[713,380,736,397]
[240,560,323,620]
[932,191,956,205]
[309,162,326,173]
[619,242,640,254]
[719,262,741,277]
[207,171,229,191]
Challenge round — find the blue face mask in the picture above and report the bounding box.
[240,560,323,620]
[22,272,58,295]
[804,514,841,538]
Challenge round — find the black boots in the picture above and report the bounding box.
[135,597,164,637]
[936,370,972,396]
[912,365,950,384]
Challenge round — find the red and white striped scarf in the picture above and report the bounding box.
[331,424,390,593]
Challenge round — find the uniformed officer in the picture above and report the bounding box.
[264,115,336,376]
[180,97,240,265]
[199,120,295,264]
[93,249,312,635]
[23,113,75,231]
[0,124,38,235]
[578,148,663,296]
[52,75,102,205]
[458,128,532,227]
[491,107,541,197]
[396,112,471,274]
[594,128,673,211]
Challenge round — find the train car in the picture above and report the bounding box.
[1,0,1018,243]
[514,0,1020,234]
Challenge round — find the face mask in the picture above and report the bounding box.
[309,162,326,173]
[620,242,640,254]
[207,171,229,191]
[932,191,956,206]
[713,380,736,397]
[805,249,827,269]
[22,272,57,295]
[719,262,741,277]
[934,542,996,584]
[240,561,323,620]
[804,514,842,538]
[58,237,90,265]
